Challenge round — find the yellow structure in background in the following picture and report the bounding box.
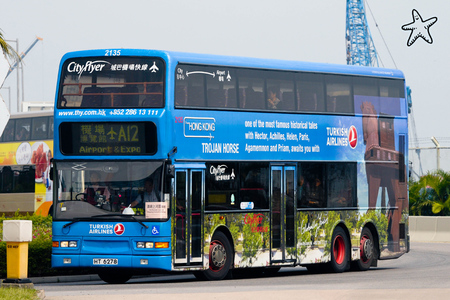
[1,220,33,287]
[6,242,29,279]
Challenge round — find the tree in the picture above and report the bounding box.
[0,29,20,63]
[429,170,450,215]
[409,177,434,216]
[409,170,450,216]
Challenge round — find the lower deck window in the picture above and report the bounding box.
[298,162,356,208]
[0,165,35,193]
[205,162,356,211]
[205,162,269,210]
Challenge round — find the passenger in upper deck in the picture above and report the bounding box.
[59,96,67,107]
[15,127,29,141]
[267,87,281,109]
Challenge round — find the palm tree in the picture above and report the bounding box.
[409,178,433,216]
[0,29,20,63]
[429,170,450,215]
[409,170,450,216]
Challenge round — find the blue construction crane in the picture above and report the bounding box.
[6,36,43,79]
[346,0,379,67]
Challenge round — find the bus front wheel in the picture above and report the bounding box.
[202,231,232,280]
[330,227,349,273]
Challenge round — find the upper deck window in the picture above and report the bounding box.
[1,116,53,142]
[58,57,165,109]
[175,65,238,108]
[15,118,31,141]
[175,63,405,117]
[1,120,15,142]
[325,75,353,114]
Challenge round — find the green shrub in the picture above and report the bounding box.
[0,211,55,278]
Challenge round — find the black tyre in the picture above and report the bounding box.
[330,226,349,273]
[98,271,132,284]
[193,271,207,280]
[202,231,232,280]
[355,227,376,271]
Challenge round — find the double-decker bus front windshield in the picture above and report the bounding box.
[54,161,167,219]
[57,57,165,108]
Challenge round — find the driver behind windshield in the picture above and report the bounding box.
[130,178,160,208]
[84,171,111,206]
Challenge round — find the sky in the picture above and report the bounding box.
[1,0,449,172]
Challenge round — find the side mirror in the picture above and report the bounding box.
[164,162,174,194]
[49,159,54,181]
[165,164,175,179]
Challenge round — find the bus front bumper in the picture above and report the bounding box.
[52,254,172,271]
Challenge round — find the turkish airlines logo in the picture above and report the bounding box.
[114,223,125,235]
[348,126,357,149]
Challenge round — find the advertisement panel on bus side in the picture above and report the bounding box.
[0,140,54,215]
[173,107,407,162]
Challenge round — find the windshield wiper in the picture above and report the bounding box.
[63,217,91,228]
[62,214,121,228]
[130,216,149,229]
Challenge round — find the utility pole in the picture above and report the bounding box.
[4,37,43,113]
[5,39,20,113]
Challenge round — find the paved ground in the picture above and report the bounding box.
[40,289,450,300]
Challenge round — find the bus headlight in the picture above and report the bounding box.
[137,242,154,248]
[60,241,77,248]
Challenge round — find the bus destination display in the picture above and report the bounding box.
[60,122,157,155]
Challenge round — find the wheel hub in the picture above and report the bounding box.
[361,237,373,261]
[210,243,226,269]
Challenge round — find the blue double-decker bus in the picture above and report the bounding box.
[51,49,409,283]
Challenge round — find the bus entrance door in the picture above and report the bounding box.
[174,169,204,267]
[270,165,296,264]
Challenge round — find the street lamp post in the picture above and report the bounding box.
[431,136,441,171]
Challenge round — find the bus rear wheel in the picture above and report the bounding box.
[355,227,376,271]
[202,231,232,280]
[98,271,132,284]
[330,227,349,273]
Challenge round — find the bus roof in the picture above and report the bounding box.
[8,110,53,119]
[59,49,405,80]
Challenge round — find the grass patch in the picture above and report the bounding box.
[0,287,40,300]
